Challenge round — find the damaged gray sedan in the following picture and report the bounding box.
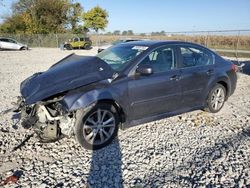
[15,41,237,150]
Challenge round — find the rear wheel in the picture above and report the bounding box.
[84,43,91,50]
[75,103,119,150]
[205,83,226,113]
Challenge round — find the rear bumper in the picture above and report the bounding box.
[228,72,237,97]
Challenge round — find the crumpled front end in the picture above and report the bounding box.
[20,54,114,105]
[16,95,76,142]
[15,54,115,143]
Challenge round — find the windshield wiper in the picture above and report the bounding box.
[102,58,121,64]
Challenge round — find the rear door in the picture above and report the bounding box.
[128,45,182,120]
[177,45,215,108]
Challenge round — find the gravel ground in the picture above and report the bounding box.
[0,48,249,188]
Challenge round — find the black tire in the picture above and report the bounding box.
[65,44,73,50]
[20,46,28,50]
[84,43,91,50]
[205,83,226,113]
[75,103,119,150]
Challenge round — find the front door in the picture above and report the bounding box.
[128,46,182,120]
[1,38,16,49]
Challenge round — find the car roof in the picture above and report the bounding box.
[0,37,12,39]
[0,37,18,41]
[117,40,206,48]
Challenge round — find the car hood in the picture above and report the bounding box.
[20,54,115,104]
[98,44,112,50]
[17,42,27,47]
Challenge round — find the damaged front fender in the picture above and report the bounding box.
[60,78,128,115]
[62,89,114,111]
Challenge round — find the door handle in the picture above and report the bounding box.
[206,69,214,75]
[170,75,181,81]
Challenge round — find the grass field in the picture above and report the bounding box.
[93,34,250,58]
[93,34,250,50]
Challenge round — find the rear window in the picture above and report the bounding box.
[0,38,9,42]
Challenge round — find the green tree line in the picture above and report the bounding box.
[104,30,166,36]
[0,0,108,34]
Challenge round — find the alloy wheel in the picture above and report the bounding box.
[211,87,225,111]
[83,109,116,145]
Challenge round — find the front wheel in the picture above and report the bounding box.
[74,103,119,150]
[205,83,226,113]
[64,44,73,50]
[20,46,28,50]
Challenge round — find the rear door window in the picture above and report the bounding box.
[180,46,214,68]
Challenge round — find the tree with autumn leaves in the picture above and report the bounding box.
[0,0,109,34]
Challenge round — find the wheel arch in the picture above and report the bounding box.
[201,76,229,109]
[62,90,126,123]
[64,43,73,50]
[96,99,126,123]
[217,80,229,99]
[20,46,26,50]
[206,75,231,100]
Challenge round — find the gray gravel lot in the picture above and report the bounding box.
[0,48,249,187]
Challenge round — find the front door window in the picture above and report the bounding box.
[139,47,176,73]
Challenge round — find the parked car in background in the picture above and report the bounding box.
[63,37,92,50]
[0,37,28,50]
[97,39,142,53]
[16,40,237,150]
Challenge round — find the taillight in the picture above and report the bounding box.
[231,64,238,72]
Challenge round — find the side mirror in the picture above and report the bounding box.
[136,64,153,75]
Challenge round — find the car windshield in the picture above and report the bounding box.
[96,45,148,71]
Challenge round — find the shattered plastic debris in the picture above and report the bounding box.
[1,175,18,185]
[0,170,23,186]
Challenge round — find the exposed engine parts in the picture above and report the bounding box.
[18,99,75,143]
